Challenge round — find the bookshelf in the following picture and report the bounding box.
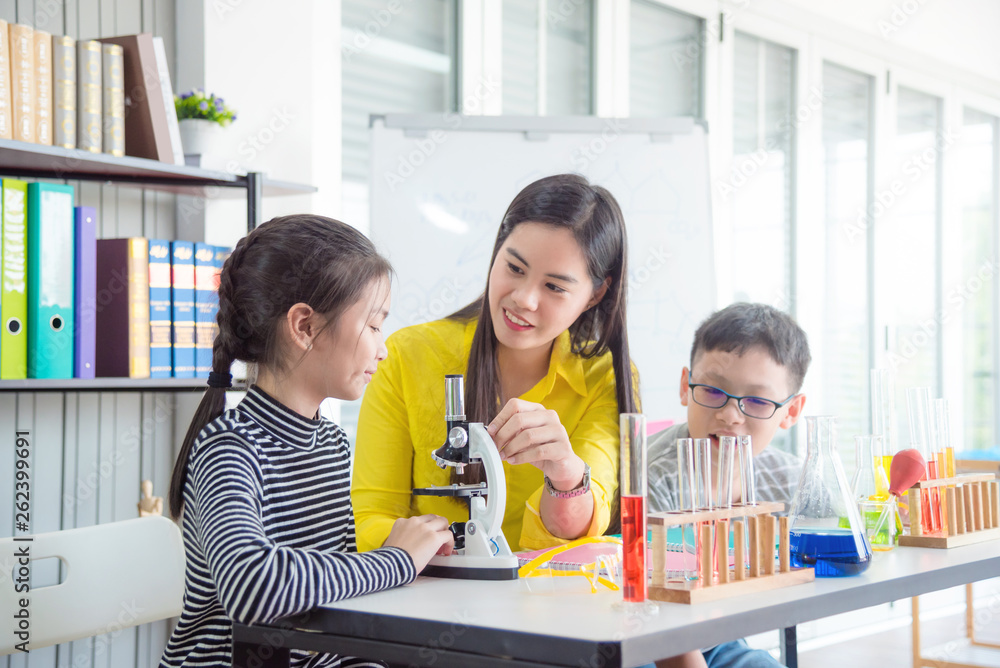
[0,378,247,392]
[0,137,316,229]
[0,137,316,392]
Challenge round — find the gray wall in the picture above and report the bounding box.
[0,2,197,667]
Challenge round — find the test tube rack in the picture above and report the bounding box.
[899,474,1000,548]
[647,502,815,604]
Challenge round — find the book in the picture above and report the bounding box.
[76,40,102,153]
[151,36,184,166]
[9,23,35,144]
[1,179,28,379]
[101,43,124,157]
[210,244,226,343]
[194,242,216,376]
[516,528,724,575]
[97,34,173,162]
[148,239,172,378]
[52,35,75,148]
[0,19,12,139]
[33,29,52,146]
[27,182,76,379]
[516,542,624,571]
[170,241,195,378]
[74,206,96,379]
[95,238,150,378]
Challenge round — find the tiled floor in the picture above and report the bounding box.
[796,608,1000,668]
[739,581,1000,668]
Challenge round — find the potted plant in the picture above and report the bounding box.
[174,90,237,159]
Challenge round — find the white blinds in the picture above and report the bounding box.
[502,0,593,116]
[342,0,456,183]
[630,0,702,118]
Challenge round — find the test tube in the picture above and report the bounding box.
[676,437,697,581]
[871,368,898,481]
[693,437,712,581]
[695,438,713,510]
[738,435,757,506]
[907,386,940,533]
[933,398,955,477]
[715,436,737,581]
[716,436,737,509]
[677,438,696,513]
[619,414,647,604]
[932,398,955,534]
[870,435,889,499]
[737,435,755,577]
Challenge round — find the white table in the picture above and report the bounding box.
[231,541,1000,668]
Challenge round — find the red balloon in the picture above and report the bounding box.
[889,448,927,497]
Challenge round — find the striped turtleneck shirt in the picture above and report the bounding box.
[159,386,416,668]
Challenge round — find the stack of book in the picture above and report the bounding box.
[0,178,227,380]
[0,23,183,164]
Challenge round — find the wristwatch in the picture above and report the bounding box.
[544,463,591,498]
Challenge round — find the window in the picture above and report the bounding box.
[729,32,796,309]
[879,87,942,403]
[342,0,457,229]
[502,0,594,115]
[958,108,999,450]
[629,0,703,118]
[340,0,457,444]
[821,62,875,450]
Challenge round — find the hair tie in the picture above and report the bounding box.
[207,371,233,389]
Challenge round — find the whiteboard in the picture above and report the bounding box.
[369,114,715,417]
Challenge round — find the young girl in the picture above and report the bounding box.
[352,174,637,553]
[160,215,453,668]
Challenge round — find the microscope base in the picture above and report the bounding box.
[422,563,519,581]
[422,553,520,580]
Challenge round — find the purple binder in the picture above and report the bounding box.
[74,206,97,378]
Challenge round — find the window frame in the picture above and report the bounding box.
[716,13,809,317]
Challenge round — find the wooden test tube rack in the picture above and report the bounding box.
[898,474,1000,548]
[647,501,815,604]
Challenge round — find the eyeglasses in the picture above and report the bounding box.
[688,382,796,420]
[518,536,622,593]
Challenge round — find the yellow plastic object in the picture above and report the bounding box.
[518,535,623,593]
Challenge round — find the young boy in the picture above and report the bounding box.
[647,302,811,668]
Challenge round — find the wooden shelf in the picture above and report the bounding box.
[0,138,316,198]
[0,378,248,393]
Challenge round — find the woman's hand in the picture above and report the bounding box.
[487,398,587,491]
[383,514,455,573]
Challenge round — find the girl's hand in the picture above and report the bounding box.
[384,514,455,573]
[487,398,587,491]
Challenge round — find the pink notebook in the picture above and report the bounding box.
[516,543,704,572]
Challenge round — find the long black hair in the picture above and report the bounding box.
[449,174,638,531]
[168,215,392,519]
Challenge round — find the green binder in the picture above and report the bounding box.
[1,178,29,379]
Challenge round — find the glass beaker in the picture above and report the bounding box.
[788,416,873,577]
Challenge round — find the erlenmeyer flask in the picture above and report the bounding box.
[788,416,873,577]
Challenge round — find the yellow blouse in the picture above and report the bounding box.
[352,317,620,552]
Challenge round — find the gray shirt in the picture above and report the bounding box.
[647,422,804,513]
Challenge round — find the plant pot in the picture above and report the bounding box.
[178,119,223,159]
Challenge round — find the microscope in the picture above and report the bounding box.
[412,374,520,580]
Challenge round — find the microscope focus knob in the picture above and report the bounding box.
[447,426,468,449]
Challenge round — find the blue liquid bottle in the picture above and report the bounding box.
[787,416,872,577]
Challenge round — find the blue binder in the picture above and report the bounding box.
[27,182,76,379]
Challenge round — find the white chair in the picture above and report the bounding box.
[1,515,185,654]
